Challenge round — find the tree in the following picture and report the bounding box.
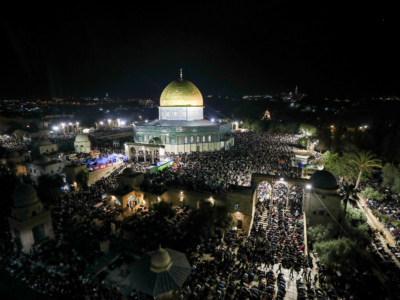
[307,224,333,243]
[339,184,359,238]
[184,202,234,238]
[347,150,382,189]
[299,123,317,136]
[322,151,358,179]
[314,237,367,270]
[152,201,176,219]
[382,163,400,193]
[76,170,89,188]
[36,174,65,205]
[297,137,307,148]
[361,187,385,201]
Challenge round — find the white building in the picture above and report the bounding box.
[74,134,91,153]
[26,155,65,184]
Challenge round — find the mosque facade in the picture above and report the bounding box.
[129,70,234,156]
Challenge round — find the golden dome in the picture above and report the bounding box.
[160,71,203,107]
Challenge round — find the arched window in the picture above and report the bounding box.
[161,136,164,143]
[184,136,188,143]
[144,136,147,142]
[202,136,206,142]
[208,135,212,142]
[166,136,169,143]
[190,136,194,143]
[174,112,178,117]
[183,112,187,117]
[166,112,170,117]
[196,136,200,143]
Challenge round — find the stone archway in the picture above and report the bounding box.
[257,181,273,203]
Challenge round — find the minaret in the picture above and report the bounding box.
[180,68,183,80]
[295,85,298,95]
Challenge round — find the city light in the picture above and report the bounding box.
[306,184,312,189]
[364,125,367,128]
[121,121,126,125]
[145,120,148,123]
[211,118,215,122]
[53,126,59,130]
[280,178,284,181]
[108,119,111,123]
[100,122,103,125]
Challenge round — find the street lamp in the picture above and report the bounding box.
[306,184,312,189]
[280,178,284,181]
[211,118,215,122]
[100,121,103,125]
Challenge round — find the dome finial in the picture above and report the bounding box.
[180,68,182,79]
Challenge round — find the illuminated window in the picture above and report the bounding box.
[144,136,147,142]
[196,136,200,143]
[234,204,239,210]
[174,112,178,117]
[190,136,194,143]
[167,112,170,117]
[208,135,212,142]
[192,112,195,116]
[203,136,206,142]
[161,136,164,143]
[183,112,186,117]
[166,136,169,143]
[149,135,151,140]
[184,136,188,143]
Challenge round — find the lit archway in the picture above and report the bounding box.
[257,181,273,202]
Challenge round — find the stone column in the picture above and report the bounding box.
[151,149,154,164]
[143,149,146,162]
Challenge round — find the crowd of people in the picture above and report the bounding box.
[3,129,398,299]
[142,133,302,195]
[0,162,131,299]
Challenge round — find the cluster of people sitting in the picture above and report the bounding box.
[0,163,130,299]
[142,133,302,195]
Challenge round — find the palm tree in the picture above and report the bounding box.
[347,150,382,189]
[339,184,358,238]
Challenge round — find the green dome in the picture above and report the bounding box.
[160,73,203,107]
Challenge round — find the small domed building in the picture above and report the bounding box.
[37,139,58,154]
[74,134,91,153]
[26,155,65,184]
[112,139,120,147]
[8,183,55,253]
[126,70,234,157]
[303,170,341,234]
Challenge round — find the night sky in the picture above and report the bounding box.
[0,3,392,99]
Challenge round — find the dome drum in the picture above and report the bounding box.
[310,170,338,190]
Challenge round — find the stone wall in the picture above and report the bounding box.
[8,211,55,254]
[303,187,340,234]
[357,194,396,247]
